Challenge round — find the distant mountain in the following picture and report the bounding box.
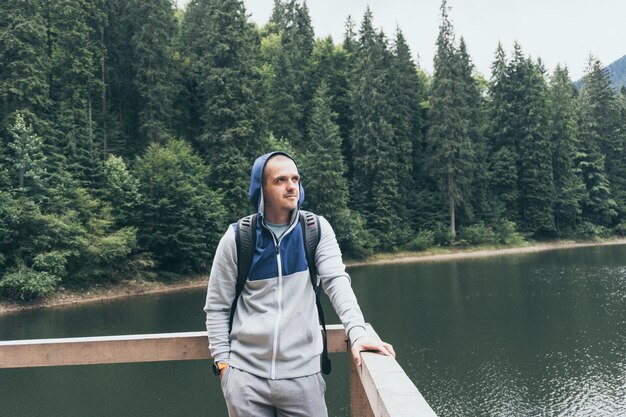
[606,54,626,91]
[576,54,626,91]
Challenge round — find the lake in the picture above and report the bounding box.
[1,244,625,416]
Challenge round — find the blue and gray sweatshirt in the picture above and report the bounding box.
[204,152,368,380]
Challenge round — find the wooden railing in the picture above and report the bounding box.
[0,324,437,417]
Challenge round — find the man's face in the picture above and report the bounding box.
[262,156,300,222]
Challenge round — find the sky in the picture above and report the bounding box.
[175,0,626,81]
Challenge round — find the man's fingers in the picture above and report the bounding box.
[383,342,396,358]
[351,339,396,368]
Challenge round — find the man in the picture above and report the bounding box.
[204,151,394,417]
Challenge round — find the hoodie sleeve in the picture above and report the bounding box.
[315,216,368,344]
[204,225,238,363]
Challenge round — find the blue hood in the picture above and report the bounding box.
[249,151,305,215]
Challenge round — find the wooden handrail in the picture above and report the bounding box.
[0,324,437,416]
[0,325,348,368]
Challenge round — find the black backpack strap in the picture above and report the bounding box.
[300,211,331,375]
[231,214,257,332]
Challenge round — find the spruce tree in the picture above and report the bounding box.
[306,37,352,147]
[427,0,474,239]
[0,0,50,133]
[102,0,140,158]
[265,0,315,147]
[45,0,107,188]
[387,28,425,229]
[549,65,585,234]
[349,8,404,249]
[486,43,519,224]
[300,83,373,257]
[131,0,178,147]
[577,58,619,226]
[515,58,555,236]
[181,0,265,219]
[5,112,47,198]
[457,37,487,226]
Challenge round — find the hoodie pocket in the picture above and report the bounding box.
[232,315,274,359]
[276,312,319,360]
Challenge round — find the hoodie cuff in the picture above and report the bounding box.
[347,325,368,345]
[213,353,230,364]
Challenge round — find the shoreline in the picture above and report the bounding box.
[2,238,626,315]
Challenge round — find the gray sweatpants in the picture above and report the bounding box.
[220,366,328,417]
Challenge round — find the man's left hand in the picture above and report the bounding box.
[350,336,396,367]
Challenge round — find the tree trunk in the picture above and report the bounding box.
[101,28,108,158]
[449,172,456,239]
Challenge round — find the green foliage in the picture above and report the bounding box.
[0,260,61,301]
[132,0,178,146]
[264,0,315,147]
[5,112,47,195]
[181,0,265,219]
[102,155,141,227]
[348,8,406,250]
[134,139,226,273]
[574,221,610,241]
[614,223,626,237]
[428,2,476,239]
[405,230,435,252]
[549,65,585,235]
[300,82,373,258]
[457,223,498,247]
[0,0,50,131]
[433,223,454,247]
[4,0,626,302]
[578,57,625,224]
[494,220,525,245]
[515,58,555,237]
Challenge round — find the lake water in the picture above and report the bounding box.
[1,244,626,416]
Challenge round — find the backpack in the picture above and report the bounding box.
[231,210,332,375]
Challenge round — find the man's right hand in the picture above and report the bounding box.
[218,363,229,379]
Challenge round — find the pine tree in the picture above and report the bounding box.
[577,58,619,226]
[549,65,585,234]
[102,0,140,158]
[0,0,50,133]
[427,0,474,239]
[486,43,519,223]
[306,37,352,146]
[300,83,373,257]
[515,58,555,236]
[457,37,487,226]
[181,0,265,219]
[45,0,107,188]
[387,28,425,229]
[102,155,141,228]
[349,8,405,249]
[131,0,178,147]
[5,112,47,199]
[265,0,315,147]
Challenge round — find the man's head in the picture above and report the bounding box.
[261,154,300,224]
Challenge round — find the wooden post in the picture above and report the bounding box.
[350,352,375,417]
[350,325,438,417]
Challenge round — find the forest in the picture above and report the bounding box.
[1,0,626,301]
